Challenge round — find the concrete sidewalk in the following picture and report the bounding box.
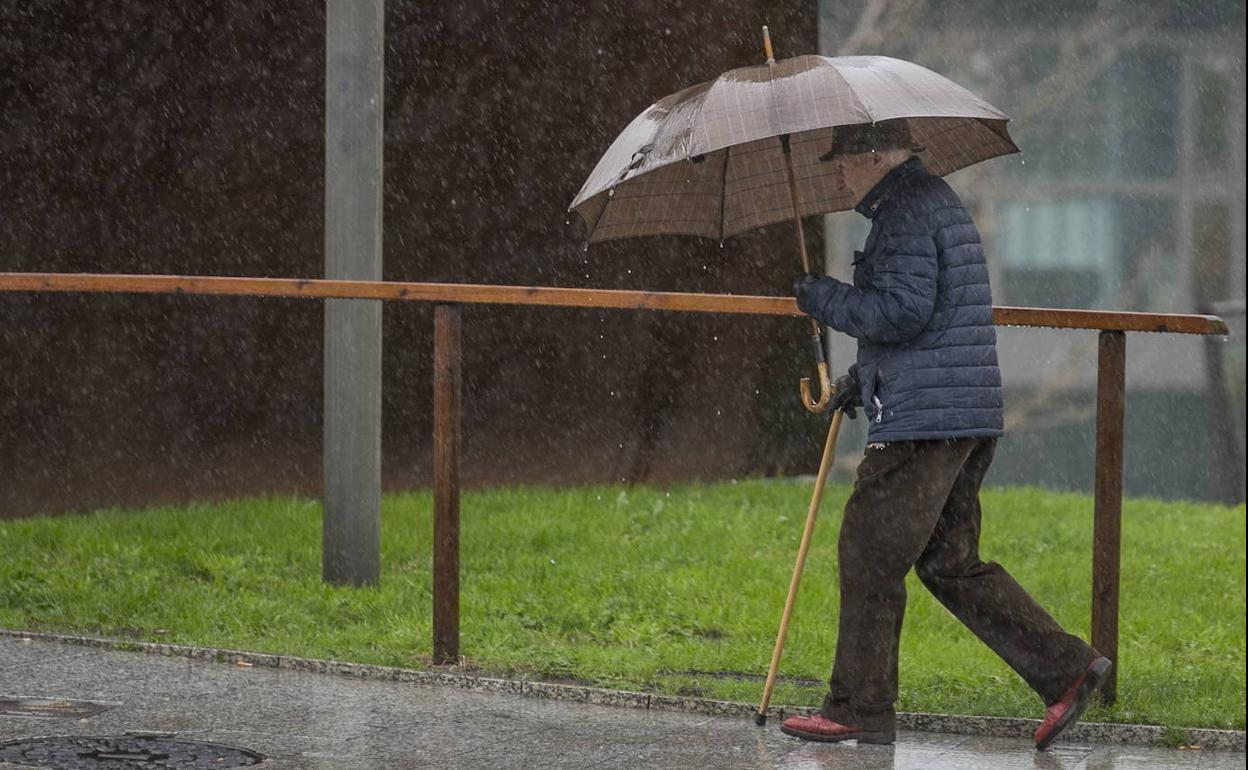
[1,636,1243,770]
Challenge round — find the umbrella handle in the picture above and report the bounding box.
[800,364,832,413]
[799,325,832,413]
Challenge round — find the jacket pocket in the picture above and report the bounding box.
[858,362,884,423]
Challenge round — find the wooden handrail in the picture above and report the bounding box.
[0,272,1229,335]
[993,306,1227,335]
[1,269,1234,706]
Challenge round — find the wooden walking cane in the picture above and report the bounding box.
[756,408,844,725]
[755,25,843,724]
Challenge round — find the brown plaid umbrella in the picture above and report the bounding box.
[569,50,1017,244]
[570,32,1017,412]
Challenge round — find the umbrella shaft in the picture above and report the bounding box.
[792,215,810,272]
[781,137,811,272]
[809,323,825,361]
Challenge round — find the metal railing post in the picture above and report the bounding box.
[323,0,384,587]
[1201,301,1245,504]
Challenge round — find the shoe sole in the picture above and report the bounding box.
[1035,656,1113,751]
[780,724,895,745]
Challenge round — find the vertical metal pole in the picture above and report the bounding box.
[1201,312,1245,504]
[433,305,462,664]
[1092,330,1125,705]
[323,0,384,586]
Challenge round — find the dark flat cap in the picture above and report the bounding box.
[819,119,921,160]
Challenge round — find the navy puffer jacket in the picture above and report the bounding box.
[799,157,1004,443]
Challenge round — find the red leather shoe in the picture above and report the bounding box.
[1034,656,1113,750]
[780,713,895,744]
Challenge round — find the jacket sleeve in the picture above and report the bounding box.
[798,218,938,344]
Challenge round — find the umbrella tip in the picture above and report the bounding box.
[762,26,774,64]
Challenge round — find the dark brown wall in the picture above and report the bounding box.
[0,1,824,518]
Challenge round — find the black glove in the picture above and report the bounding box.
[792,272,821,312]
[828,369,861,419]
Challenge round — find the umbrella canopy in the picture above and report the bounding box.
[570,54,1018,244]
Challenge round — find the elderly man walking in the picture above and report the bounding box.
[780,120,1111,751]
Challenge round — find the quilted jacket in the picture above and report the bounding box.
[798,157,1004,442]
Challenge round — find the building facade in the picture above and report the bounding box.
[819,0,1246,501]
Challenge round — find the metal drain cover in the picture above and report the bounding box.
[0,698,119,719]
[0,735,264,769]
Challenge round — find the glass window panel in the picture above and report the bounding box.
[1114,199,1178,310]
[1110,49,1179,180]
[1193,204,1232,304]
[999,200,1118,269]
[998,200,1117,308]
[1196,63,1232,170]
[1000,45,1178,182]
[1162,0,1247,29]
[996,198,1178,310]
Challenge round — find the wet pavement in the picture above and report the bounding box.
[1,636,1243,770]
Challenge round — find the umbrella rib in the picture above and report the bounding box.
[593,183,619,243]
[717,145,731,243]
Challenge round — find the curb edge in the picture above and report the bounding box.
[2,628,1242,752]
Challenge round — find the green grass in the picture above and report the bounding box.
[1,482,1243,730]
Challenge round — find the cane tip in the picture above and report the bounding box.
[755,712,768,726]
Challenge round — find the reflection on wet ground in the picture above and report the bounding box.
[1,637,1242,770]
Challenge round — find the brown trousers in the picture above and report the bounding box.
[821,438,1098,732]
